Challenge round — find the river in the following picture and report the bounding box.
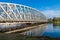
[20,23,60,38]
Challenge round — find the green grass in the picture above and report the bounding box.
[0,33,60,40]
[53,22,60,26]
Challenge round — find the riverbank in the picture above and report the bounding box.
[48,17,60,26]
[53,22,60,26]
[0,33,60,40]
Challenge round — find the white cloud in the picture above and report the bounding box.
[41,10,60,18]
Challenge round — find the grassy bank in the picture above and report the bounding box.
[48,17,60,26]
[53,22,60,24]
[0,33,60,40]
[53,22,60,26]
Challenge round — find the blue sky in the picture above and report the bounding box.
[0,0,60,18]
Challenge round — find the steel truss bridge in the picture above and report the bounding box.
[0,2,47,23]
[0,2,48,33]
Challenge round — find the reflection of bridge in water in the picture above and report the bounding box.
[0,2,47,33]
[20,24,47,36]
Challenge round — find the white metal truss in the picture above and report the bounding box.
[14,5,21,20]
[19,5,25,20]
[0,2,46,22]
[0,15,5,20]
[0,4,13,20]
[7,4,18,20]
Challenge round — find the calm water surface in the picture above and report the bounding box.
[20,23,60,38]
